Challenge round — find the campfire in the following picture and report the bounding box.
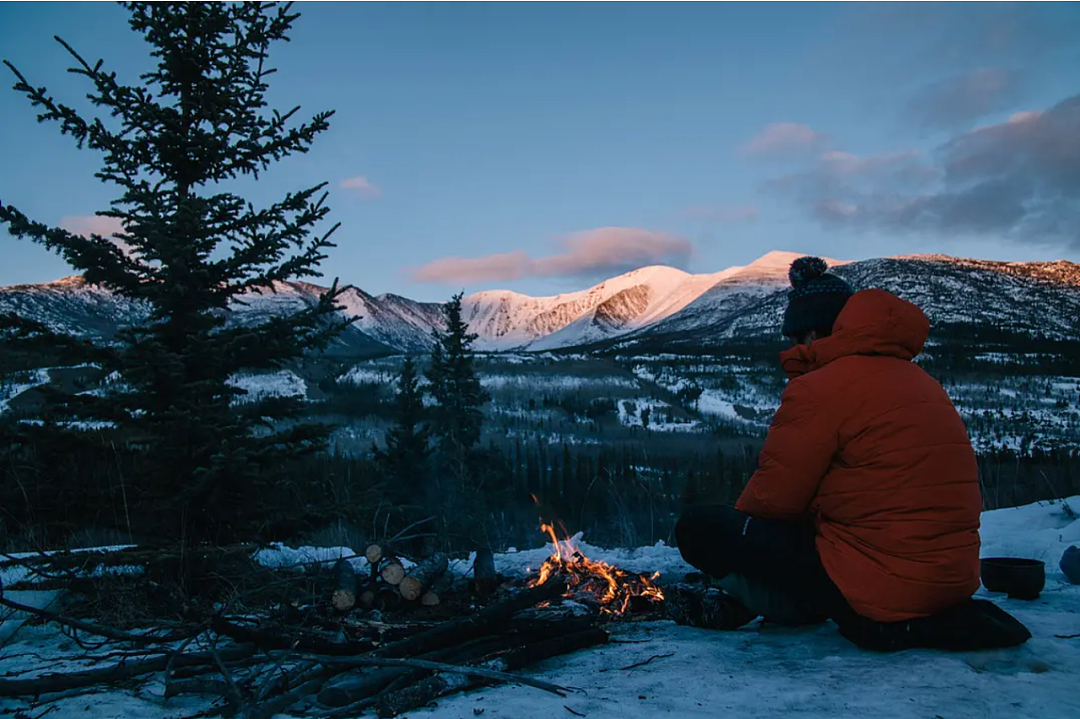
[526,521,665,616]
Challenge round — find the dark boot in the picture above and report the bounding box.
[907,599,1032,650]
[665,583,758,630]
[838,599,1032,653]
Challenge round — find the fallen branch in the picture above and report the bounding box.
[607,653,674,672]
[164,677,237,705]
[211,616,375,656]
[0,592,201,646]
[276,653,571,698]
[0,544,256,573]
[374,627,606,717]
[372,580,565,659]
[210,642,246,715]
[0,644,257,697]
[316,634,515,708]
[244,669,336,719]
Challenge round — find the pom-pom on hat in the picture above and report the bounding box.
[782,256,854,338]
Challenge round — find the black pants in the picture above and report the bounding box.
[674,504,859,626]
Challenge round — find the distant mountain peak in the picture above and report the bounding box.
[3,252,1077,356]
[736,250,850,277]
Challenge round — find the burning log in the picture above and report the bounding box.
[381,559,406,586]
[331,558,357,612]
[399,553,448,602]
[526,523,665,616]
[472,548,498,595]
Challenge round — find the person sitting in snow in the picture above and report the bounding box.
[668,256,1031,651]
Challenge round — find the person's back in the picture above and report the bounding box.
[671,256,1030,652]
[737,287,982,621]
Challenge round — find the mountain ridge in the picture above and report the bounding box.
[3,251,1079,356]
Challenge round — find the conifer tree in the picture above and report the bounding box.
[0,2,350,544]
[426,292,489,456]
[374,356,431,493]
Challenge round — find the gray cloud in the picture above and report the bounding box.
[762,93,1080,247]
[816,5,1080,131]
[411,227,693,284]
[904,67,1028,131]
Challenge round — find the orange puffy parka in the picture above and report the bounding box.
[735,288,982,622]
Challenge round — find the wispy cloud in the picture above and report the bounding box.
[904,67,1027,131]
[340,176,382,199]
[741,123,830,157]
[60,214,137,259]
[684,205,760,223]
[411,227,692,284]
[60,215,126,238]
[762,93,1080,247]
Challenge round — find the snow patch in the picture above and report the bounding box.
[226,370,307,403]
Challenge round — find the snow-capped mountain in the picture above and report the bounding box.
[465,264,741,351]
[230,281,445,352]
[613,254,1080,352]
[2,251,1078,357]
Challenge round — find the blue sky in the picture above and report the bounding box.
[1,2,1078,302]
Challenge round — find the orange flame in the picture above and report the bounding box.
[527,521,665,616]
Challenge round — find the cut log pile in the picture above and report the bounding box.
[0,542,616,718]
[353,545,459,613]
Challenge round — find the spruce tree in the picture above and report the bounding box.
[426,292,489,456]
[0,2,350,545]
[374,355,431,494]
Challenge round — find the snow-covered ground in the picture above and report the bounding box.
[1,497,1078,718]
[225,369,307,404]
[617,398,701,432]
[0,368,51,413]
[483,374,638,391]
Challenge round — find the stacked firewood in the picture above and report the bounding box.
[0,548,601,718]
[334,544,454,614]
[327,545,503,618]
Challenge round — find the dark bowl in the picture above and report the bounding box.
[980,557,1045,600]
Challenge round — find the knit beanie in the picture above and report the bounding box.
[781,256,854,338]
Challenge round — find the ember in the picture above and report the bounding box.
[526,521,665,615]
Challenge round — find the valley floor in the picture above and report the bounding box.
[1,497,1078,719]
